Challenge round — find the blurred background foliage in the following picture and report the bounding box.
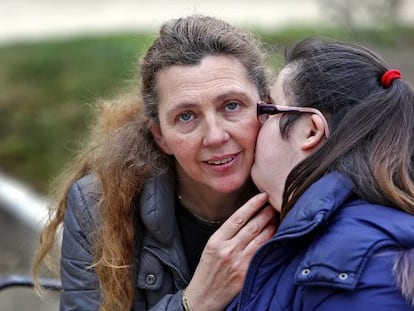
[0,35,153,192]
[1,0,414,194]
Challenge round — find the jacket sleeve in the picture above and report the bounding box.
[306,251,413,311]
[144,291,185,311]
[60,177,187,311]
[60,177,102,311]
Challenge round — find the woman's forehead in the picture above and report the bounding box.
[156,55,257,104]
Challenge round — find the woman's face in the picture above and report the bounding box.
[153,55,261,194]
[251,68,305,211]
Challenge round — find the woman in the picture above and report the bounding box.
[228,38,414,310]
[32,15,277,311]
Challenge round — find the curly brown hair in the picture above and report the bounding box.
[32,15,269,310]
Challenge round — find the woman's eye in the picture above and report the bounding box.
[178,111,195,122]
[225,101,241,112]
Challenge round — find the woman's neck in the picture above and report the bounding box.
[176,179,255,223]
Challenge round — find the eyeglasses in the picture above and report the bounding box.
[257,101,330,137]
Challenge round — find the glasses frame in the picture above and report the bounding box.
[257,101,330,137]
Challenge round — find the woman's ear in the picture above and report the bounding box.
[300,114,326,152]
[148,122,174,155]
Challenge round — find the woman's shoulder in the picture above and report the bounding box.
[67,174,100,210]
[65,174,102,235]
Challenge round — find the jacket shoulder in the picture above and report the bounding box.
[60,174,103,307]
[296,201,414,290]
[300,250,413,310]
[64,174,101,248]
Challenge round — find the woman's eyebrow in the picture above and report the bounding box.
[166,102,198,116]
[214,91,253,103]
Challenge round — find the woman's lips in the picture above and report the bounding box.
[203,153,240,171]
[207,156,234,165]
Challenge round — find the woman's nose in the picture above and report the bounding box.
[202,118,230,147]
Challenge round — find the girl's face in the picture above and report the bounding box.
[152,55,261,195]
[251,68,306,211]
[252,71,297,211]
[251,67,328,211]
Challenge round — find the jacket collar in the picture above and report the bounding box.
[140,169,178,245]
[276,172,354,239]
[137,170,190,286]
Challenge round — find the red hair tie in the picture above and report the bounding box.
[380,69,402,88]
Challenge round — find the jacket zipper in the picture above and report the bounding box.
[237,239,275,310]
[237,221,320,310]
[144,246,189,286]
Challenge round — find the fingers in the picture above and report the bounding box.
[229,204,277,253]
[215,192,269,239]
[205,195,277,263]
[187,196,278,311]
[241,213,277,258]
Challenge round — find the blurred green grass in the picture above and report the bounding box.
[1,27,413,193]
[0,34,153,192]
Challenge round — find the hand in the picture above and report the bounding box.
[184,193,278,311]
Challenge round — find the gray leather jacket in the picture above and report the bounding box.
[60,171,190,310]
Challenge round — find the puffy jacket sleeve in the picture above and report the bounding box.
[60,177,102,311]
[60,176,187,311]
[306,251,413,311]
[143,291,185,311]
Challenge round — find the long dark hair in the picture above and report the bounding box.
[280,38,414,219]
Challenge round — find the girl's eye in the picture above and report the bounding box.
[225,101,241,112]
[178,111,195,122]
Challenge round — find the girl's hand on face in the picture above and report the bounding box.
[184,193,278,311]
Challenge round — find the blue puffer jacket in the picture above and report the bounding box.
[60,171,190,310]
[228,172,414,311]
